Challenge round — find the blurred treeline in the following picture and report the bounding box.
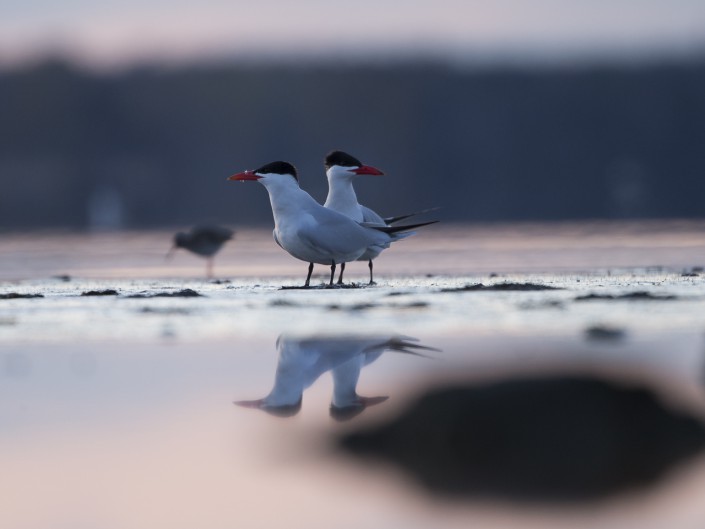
[1,58,704,230]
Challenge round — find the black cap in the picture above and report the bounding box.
[325,150,362,169]
[254,161,298,181]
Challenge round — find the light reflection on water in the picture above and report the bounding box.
[1,330,705,528]
[2,223,705,527]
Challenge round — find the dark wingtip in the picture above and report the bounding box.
[383,207,443,225]
[372,220,439,235]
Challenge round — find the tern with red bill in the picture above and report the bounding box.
[228,161,436,287]
[324,150,439,285]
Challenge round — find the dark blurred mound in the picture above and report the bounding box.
[339,375,705,502]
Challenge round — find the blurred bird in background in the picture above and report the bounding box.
[167,225,234,279]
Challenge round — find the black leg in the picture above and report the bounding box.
[329,261,336,287]
[368,259,376,285]
[337,262,346,285]
[304,262,314,287]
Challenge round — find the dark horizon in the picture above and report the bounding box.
[2,56,704,231]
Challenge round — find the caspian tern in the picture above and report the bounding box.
[324,150,438,285]
[228,161,436,287]
[234,334,439,419]
[166,224,233,279]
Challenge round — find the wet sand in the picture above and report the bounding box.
[2,221,705,528]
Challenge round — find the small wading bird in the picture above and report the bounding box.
[324,150,438,284]
[228,161,437,287]
[167,225,234,279]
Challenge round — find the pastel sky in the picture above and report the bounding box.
[2,0,705,68]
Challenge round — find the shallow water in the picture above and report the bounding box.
[2,221,705,528]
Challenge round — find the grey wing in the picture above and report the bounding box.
[296,212,382,259]
[211,225,234,240]
[194,224,234,241]
[360,205,387,226]
[273,229,284,249]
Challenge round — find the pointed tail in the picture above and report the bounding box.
[383,206,441,225]
[364,336,442,358]
[384,338,442,358]
[370,219,439,236]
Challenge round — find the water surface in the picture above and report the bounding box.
[2,222,705,528]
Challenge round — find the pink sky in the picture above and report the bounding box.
[2,0,705,68]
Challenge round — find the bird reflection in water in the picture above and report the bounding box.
[235,334,439,420]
